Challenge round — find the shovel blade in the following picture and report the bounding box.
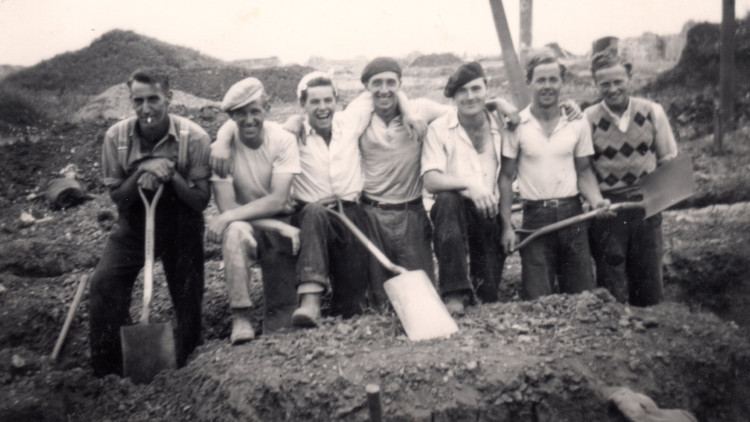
[640,154,695,218]
[384,270,459,341]
[121,322,177,384]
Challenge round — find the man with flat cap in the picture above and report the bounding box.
[422,62,514,314]
[499,54,609,300]
[207,77,301,344]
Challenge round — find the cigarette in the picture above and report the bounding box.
[147,117,152,124]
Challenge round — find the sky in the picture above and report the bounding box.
[1,0,749,67]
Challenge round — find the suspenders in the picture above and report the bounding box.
[116,115,189,175]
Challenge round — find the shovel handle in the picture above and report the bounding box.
[512,201,641,252]
[138,184,164,324]
[323,204,407,275]
[51,273,89,361]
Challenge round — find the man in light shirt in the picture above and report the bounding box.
[585,52,678,306]
[207,77,301,344]
[499,54,609,300]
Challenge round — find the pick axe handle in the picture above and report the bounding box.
[323,205,407,275]
[512,202,642,252]
[138,184,164,324]
[51,273,89,361]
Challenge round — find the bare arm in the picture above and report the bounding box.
[575,156,607,209]
[210,121,236,178]
[499,156,517,253]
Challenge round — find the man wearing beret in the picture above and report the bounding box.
[207,77,301,344]
[585,52,677,306]
[499,54,609,300]
[421,61,514,314]
[89,68,211,376]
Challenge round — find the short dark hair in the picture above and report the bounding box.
[127,68,170,93]
[590,52,632,79]
[525,54,566,84]
[299,76,337,106]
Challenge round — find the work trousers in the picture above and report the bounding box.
[519,200,595,300]
[362,199,435,307]
[291,202,371,318]
[222,218,297,333]
[589,204,664,306]
[89,185,204,377]
[431,192,507,303]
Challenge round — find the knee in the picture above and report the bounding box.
[223,221,256,251]
[434,192,462,210]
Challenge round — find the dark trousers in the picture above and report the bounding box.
[431,192,506,303]
[88,186,204,377]
[519,200,595,300]
[292,202,371,318]
[589,206,664,306]
[363,200,435,307]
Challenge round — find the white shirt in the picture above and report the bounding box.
[503,107,594,200]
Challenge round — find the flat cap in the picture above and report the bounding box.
[444,61,486,98]
[361,57,402,84]
[221,77,265,112]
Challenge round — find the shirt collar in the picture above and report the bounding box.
[602,98,631,122]
[447,108,501,132]
[519,105,569,132]
[129,114,178,142]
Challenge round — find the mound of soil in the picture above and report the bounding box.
[410,53,463,68]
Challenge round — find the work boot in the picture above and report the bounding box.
[444,292,467,316]
[292,293,321,328]
[230,309,255,345]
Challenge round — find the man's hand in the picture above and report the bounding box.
[210,146,233,178]
[465,182,499,219]
[276,224,300,255]
[403,114,427,141]
[206,214,234,244]
[560,100,583,121]
[591,198,616,218]
[283,114,307,145]
[139,158,175,181]
[138,172,161,191]
[500,225,516,254]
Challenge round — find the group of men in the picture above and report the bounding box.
[88,48,677,376]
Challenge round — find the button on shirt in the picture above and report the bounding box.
[210,121,300,206]
[503,107,594,200]
[422,109,505,197]
[291,98,373,204]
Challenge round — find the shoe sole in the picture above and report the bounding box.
[292,311,318,328]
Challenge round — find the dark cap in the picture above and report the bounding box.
[361,57,402,84]
[444,61,486,98]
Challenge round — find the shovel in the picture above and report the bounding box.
[324,204,458,341]
[121,185,177,384]
[513,154,695,252]
[51,273,89,361]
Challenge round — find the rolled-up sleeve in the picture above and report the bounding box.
[651,103,678,163]
[101,127,126,188]
[420,122,447,176]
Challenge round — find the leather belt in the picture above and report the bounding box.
[361,196,423,211]
[523,195,580,208]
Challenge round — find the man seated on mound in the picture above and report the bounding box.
[206,77,301,345]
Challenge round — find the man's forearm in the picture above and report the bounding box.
[577,168,604,206]
[220,194,288,224]
[422,171,469,194]
[171,174,210,212]
[109,168,145,211]
[498,175,514,230]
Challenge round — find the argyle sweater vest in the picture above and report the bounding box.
[587,97,658,193]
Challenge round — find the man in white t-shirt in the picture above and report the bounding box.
[499,54,609,300]
[207,77,301,344]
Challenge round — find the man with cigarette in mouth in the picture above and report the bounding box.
[89,68,212,376]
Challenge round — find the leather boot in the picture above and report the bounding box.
[230,308,255,345]
[292,293,321,328]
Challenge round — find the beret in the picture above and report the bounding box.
[361,57,402,84]
[444,61,486,98]
[297,71,338,101]
[221,77,265,112]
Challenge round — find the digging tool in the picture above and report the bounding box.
[366,384,383,422]
[121,185,177,384]
[51,273,89,361]
[513,154,695,252]
[324,204,458,341]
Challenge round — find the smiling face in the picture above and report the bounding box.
[303,85,336,133]
[365,71,400,116]
[454,77,488,117]
[229,99,268,148]
[129,81,171,131]
[528,62,562,109]
[594,63,631,112]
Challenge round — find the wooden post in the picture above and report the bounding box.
[717,0,735,151]
[488,0,531,109]
[519,0,533,63]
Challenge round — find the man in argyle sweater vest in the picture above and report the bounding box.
[585,53,678,306]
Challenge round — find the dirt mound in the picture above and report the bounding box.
[71,84,221,123]
[410,53,463,68]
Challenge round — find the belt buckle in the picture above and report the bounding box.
[544,199,560,207]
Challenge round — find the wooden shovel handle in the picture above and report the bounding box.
[51,273,89,361]
[138,184,164,324]
[323,203,407,275]
[512,201,642,252]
